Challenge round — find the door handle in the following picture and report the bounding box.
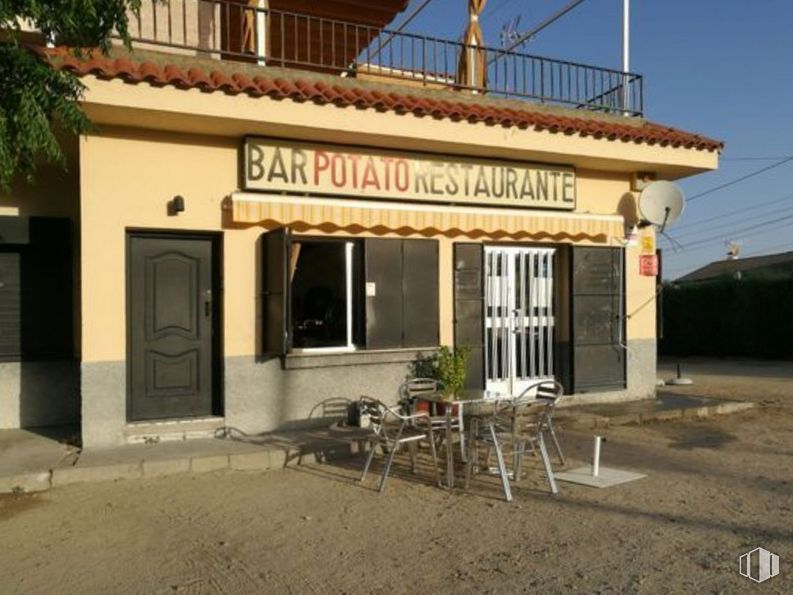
[204,290,212,317]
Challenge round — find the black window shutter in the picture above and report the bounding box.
[453,243,485,390]
[261,227,289,355]
[0,252,22,357]
[571,246,626,392]
[402,239,439,347]
[364,238,404,349]
[0,216,30,245]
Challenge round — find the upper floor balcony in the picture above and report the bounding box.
[125,0,644,117]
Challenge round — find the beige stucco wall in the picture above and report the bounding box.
[80,129,237,362]
[79,126,657,364]
[0,137,80,220]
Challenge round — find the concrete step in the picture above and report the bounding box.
[1,425,368,493]
[556,394,755,429]
[123,417,226,444]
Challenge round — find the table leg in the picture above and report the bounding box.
[446,407,454,489]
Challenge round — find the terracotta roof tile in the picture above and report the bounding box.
[41,46,723,152]
[253,76,280,97]
[111,57,137,78]
[138,61,165,84]
[162,64,190,88]
[186,67,211,89]
[231,73,258,94]
[210,70,238,93]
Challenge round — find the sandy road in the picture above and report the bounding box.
[1,359,791,594]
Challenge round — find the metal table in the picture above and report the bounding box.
[419,389,513,489]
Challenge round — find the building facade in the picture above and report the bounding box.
[0,1,721,448]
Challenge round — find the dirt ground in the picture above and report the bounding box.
[1,359,792,594]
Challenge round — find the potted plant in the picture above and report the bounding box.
[435,345,470,401]
[408,347,469,414]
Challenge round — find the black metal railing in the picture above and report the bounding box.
[127,0,644,116]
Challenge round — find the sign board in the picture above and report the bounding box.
[639,254,659,276]
[243,138,576,210]
[641,234,656,255]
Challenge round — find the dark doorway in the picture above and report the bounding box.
[0,216,78,430]
[127,233,220,421]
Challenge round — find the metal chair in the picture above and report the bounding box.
[295,397,354,466]
[463,385,561,501]
[398,378,465,461]
[359,397,441,492]
[520,380,566,466]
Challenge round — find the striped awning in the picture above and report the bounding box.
[229,193,624,243]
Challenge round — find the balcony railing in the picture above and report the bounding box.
[127,0,644,117]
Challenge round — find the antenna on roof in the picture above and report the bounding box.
[495,0,589,57]
[726,240,743,260]
[500,15,527,49]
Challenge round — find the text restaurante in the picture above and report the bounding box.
[246,143,576,205]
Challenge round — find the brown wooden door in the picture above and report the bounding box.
[128,234,216,421]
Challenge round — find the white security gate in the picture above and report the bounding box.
[484,246,556,395]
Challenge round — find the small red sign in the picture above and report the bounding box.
[640,254,659,276]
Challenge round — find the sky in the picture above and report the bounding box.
[392,0,793,279]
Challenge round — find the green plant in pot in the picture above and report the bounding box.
[435,345,470,400]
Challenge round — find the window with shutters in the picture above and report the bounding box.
[260,230,439,355]
[289,238,363,351]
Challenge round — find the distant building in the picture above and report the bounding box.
[677,251,793,283]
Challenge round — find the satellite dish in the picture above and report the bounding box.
[638,181,685,232]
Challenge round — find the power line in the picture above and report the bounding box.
[662,202,793,241]
[688,156,793,202]
[497,0,589,55]
[664,213,793,255]
[669,191,793,233]
[667,210,793,251]
[721,155,793,161]
[393,0,437,32]
[481,0,514,23]
[743,242,793,258]
[367,0,438,63]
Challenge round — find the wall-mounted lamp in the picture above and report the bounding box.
[168,195,185,216]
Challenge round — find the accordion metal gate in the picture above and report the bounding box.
[484,246,556,395]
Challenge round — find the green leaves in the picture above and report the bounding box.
[0,44,90,189]
[435,345,470,397]
[1,1,141,50]
[0,1,142,190]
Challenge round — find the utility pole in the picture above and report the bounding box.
[622,0,630,115]
[622,0,630,73]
